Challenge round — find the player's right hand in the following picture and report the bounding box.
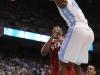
[51,31,60,38]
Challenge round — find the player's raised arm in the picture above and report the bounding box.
[41,37,53,56]
[53,0,68,8]
[41,31,59,56]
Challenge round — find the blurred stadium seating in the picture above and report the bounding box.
[0,0,100,75]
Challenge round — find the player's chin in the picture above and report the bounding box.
[87,72,91,75]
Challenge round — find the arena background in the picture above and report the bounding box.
[0,0,100,75]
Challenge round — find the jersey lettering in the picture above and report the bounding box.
[54,43,58,48]
[51,45,54,51]
[51,42,62,51]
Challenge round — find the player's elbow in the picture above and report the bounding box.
[41,50,47,56]
[41,52,46,56]
[60,2,68,8]
[55,0,68,8]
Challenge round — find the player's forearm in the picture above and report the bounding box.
[41,37,53,56]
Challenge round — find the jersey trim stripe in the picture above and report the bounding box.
[57,6,76,27]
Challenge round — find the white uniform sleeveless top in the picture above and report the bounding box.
[57,0,88,27]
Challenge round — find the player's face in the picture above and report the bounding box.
[87,65,96,75]
[53,31,62,39]
[52,26,63,39]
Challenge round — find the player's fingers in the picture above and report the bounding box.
[54,31,59,35]
[52,32,58,37]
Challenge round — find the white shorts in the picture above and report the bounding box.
[58,24,94,65]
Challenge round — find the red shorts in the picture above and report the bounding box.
[67,68,75,75]
[50,70,58,75]
[67,62,75,75]
[50,69,75,75]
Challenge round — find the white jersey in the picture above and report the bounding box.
[57,0,88,27]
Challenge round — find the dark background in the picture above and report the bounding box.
[0,0,100,74]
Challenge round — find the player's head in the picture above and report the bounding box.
[52,26,63,39]
[87,65,96,75]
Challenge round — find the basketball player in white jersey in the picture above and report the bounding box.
[52,0,94,75]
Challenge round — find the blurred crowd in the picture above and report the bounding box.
[0,49,51,75]
[0,48,99,75]
[0,0,100,75]
[0,0,100,43]
[0,0,67,36]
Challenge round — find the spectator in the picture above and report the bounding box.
[87,65,96,75]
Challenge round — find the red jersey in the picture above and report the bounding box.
[50,37,75,75]
[50,38,63,71]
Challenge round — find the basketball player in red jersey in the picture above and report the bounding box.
[41,26,75,75]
